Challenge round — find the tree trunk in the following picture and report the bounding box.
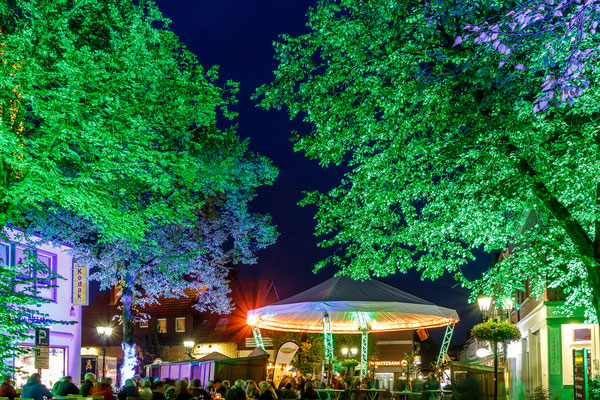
[120,271,137,387]
[493,341,498,400]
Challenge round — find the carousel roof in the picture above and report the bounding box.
[247,276,458,333]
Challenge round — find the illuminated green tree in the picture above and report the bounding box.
[0,0,276,374]
[257,0,600,321]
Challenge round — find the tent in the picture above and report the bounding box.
[247,276,459,378]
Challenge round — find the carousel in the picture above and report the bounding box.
[247,276,459,384]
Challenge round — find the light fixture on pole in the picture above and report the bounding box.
[183,341,195,359]
[341,348,349,356]
[350,348,358,356]
[96,326,113,379]
[477,295,493,320]
[476,347,491,358]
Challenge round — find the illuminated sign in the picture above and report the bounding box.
[72,262,88,306]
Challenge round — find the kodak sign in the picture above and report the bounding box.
[72,262,88,306]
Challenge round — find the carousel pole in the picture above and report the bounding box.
[356,312,369,379]
[322,312,334,386]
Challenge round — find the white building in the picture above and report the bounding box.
[2,229,83,388]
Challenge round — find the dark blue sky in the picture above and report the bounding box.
[152,0,488,343]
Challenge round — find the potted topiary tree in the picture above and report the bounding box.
[471,320,521,400]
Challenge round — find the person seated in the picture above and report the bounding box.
[245,381,260,400]
[152,381,167,400]
[90,378,115,400]
[53,376,79,396]
[140,378,153,400]
[172,380,191,400]
[280,383,296,400]
[300,382,318,400]
[117,379,140,400]
[21,373,53,400]
[258,382,276,400]
[0,376,17,400]
[225,380,246,400]
[211,380,227,398]
[80,373,97,397]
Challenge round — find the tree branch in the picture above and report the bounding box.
[504,141,595,262]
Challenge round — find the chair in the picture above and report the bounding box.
[0,396,10,400]
[67,396,83,398]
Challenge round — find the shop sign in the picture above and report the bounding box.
[35,328,49,347]
[34,347,49,369]
[573,348,591,400]
[72,262,88,306]
[549,333,560,375]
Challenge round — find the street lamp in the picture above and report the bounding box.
[477,295,493,320]
[184,341,195,359]
[341,348,349,356]
[96,326,113,379]
[350,348,358,356]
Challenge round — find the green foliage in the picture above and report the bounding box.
[590,376,600,400]
[449,374,479,400]
[471,320,521,343]
[0,0,277,375]
[257,0,600,322]
[528,386,550,400]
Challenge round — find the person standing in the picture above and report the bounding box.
[20,373,53,400]
[79,373,96,396]
[0,376,17,400]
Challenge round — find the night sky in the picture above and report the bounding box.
[149,0,488,344]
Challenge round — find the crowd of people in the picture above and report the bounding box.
[0,370,441,400]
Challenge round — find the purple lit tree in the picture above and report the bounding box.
[457,0,600,112]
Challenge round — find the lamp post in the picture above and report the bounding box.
[184,341,195,359]
[477,295,493,320]
[96,326,113,379]
[350,348,358,356]
[341,348,349,356]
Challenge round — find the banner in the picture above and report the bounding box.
[573,348,591,400]
[72,262,88,306]
[273,341,300,388]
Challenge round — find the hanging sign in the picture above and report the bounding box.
[573,348,590,400]
[72,262,88,306]
[34,347,50,369]
[273,341,300,388]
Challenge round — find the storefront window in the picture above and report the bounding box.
[562,324,595,385]
[14,346,66,388]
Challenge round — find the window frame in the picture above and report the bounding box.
[139,320,149,329]
[157,318,167,334]
[175,317,186,333]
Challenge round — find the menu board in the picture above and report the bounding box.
[573,348,591,400]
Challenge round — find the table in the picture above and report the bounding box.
[425,390,451,400]
[315,389,345,400]
[390,391,421,400]
[352,389,386,400]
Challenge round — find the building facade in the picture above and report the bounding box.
[505,292,599,400]
[80,279,281,379]
[1,229,83,387]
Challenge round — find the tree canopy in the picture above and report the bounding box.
[1,0,277,375]
[257,0,600,321]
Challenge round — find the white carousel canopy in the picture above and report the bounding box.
[247,276,459,333]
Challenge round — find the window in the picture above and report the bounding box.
[215,318,229,330]
[13,246,57,302]
[157,318,167,333]
[176,317,185,332]
[562,324,595,385]
[139,320,149,329]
